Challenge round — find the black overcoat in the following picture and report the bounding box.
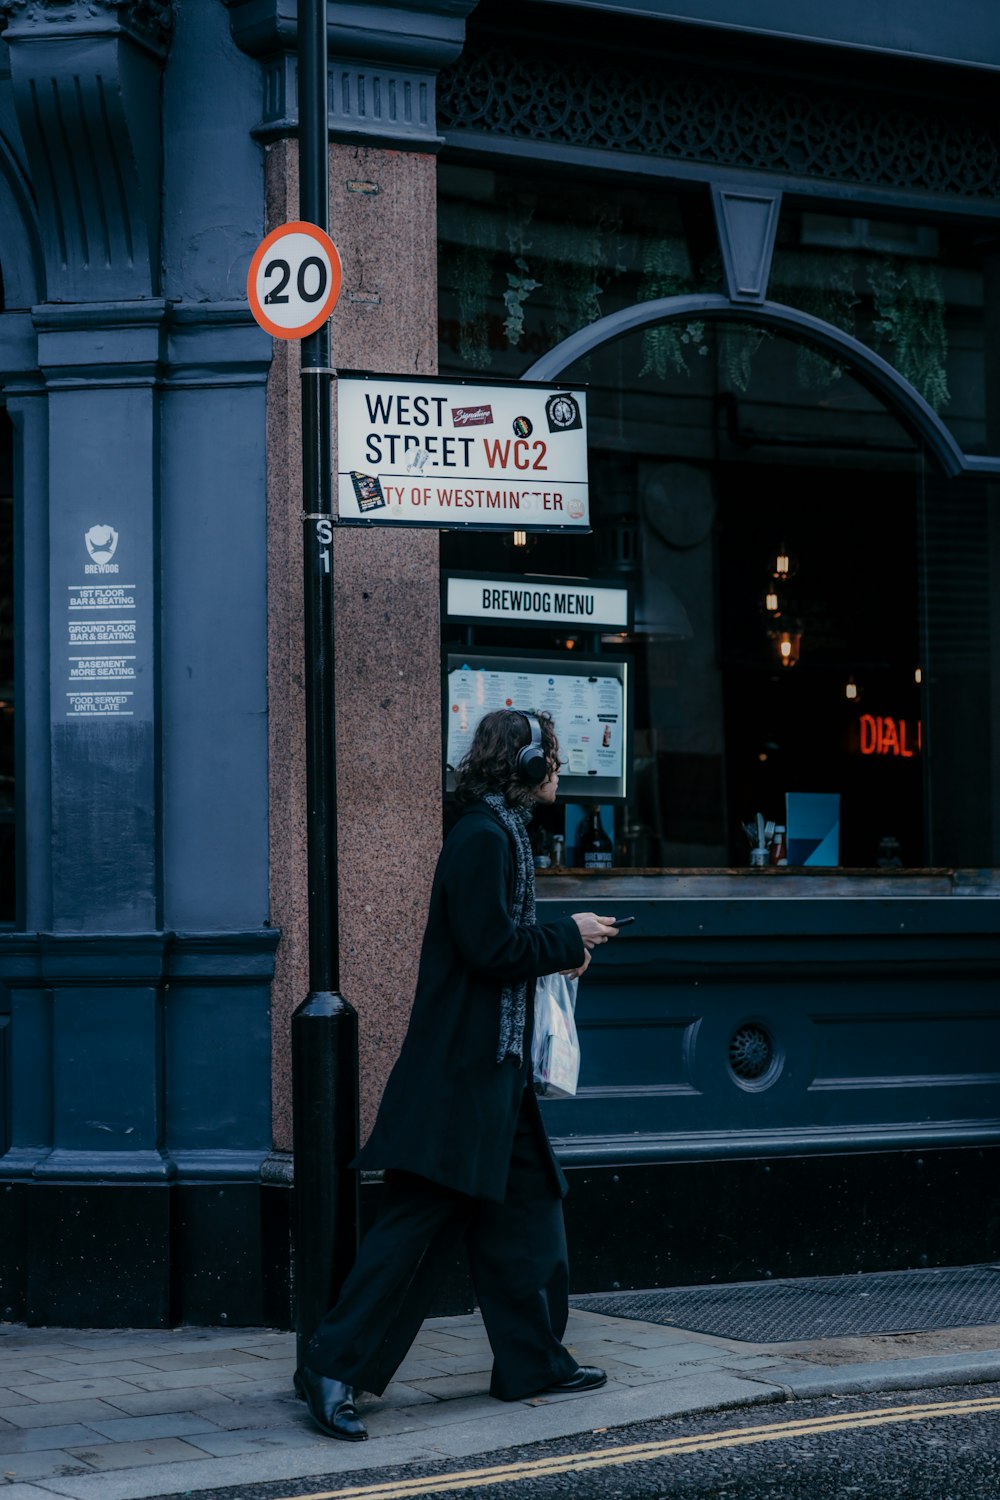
[355,800,585,1203]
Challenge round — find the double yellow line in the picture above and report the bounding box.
[279,1393,1000,1500]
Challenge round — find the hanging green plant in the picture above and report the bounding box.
[771,250,860,390]
[541,206,626,359]
[501,210,542,349]
[693,247,725,296]
[600,206,629,283]
[867,258,950,411]
[452,245,494,370]
[720,324,773,392]
[637,237,700,379]
[550,230,601,343]
[503,259,542,347]
[796,345,848,390]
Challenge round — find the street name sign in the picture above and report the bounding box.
[337,372,590,531]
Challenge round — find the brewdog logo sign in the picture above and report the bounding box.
[336,373,590,532]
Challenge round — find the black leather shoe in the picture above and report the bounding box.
[543,1364,607,1393]
[294,1366,368,1441]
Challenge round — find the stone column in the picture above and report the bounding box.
[0,1,176,1325]
[0,0,284,1325]
[266,141,441,1149]
[231,1,482,1158]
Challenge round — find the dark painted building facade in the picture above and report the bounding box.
[0,0,997,1327]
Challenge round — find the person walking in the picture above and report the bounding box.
[295,707,619,1441]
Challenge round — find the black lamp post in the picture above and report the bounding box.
[290,0,360,1374]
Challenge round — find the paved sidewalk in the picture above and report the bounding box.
[1,1304,999,1500]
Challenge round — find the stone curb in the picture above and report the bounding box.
[758,1349,1000,1401]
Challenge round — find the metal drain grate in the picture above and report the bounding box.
[571,1263,1000,1343]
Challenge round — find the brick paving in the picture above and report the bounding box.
[0,1308,997,1498]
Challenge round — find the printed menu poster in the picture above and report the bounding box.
[446,662,624,785]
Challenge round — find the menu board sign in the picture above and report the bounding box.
[444,649,630,801]
[337,373,589,531]
[444,572,630,631]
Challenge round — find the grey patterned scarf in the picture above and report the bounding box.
[482,792,536,1064]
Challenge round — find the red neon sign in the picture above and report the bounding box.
[858,714,922,758]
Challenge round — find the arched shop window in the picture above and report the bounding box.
[437,164,1000,873]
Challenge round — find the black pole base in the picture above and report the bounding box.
[291,989,360,1373]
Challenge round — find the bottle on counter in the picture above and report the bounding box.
[578,805,614,871]
[551,833,566,868]
[770,825,787,866]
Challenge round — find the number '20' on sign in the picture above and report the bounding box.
[247,221,343,340]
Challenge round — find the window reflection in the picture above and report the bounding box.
[771,207,998,454]
[438,165,1000,873]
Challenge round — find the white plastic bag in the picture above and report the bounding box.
[532,972,580,1099]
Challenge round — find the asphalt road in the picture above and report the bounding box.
[167,1381,1000,1500]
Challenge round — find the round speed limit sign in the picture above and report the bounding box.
[247,221,343,340]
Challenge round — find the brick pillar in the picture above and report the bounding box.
[267,141,441,1149]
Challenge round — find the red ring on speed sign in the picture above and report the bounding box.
[247,220,343,340]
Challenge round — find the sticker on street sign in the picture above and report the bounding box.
[247,221,342,340]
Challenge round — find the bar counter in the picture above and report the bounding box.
[537,866,1000,897]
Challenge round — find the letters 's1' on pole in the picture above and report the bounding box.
[292,0,360,1375]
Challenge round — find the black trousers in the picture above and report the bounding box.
[307,1086,578,1401]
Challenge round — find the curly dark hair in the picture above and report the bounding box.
[454,708,559,810]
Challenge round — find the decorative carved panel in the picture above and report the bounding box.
[439,43,1000,202]
[0,0,172,56]
[225,0,478,146]
[0,0,170,298]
